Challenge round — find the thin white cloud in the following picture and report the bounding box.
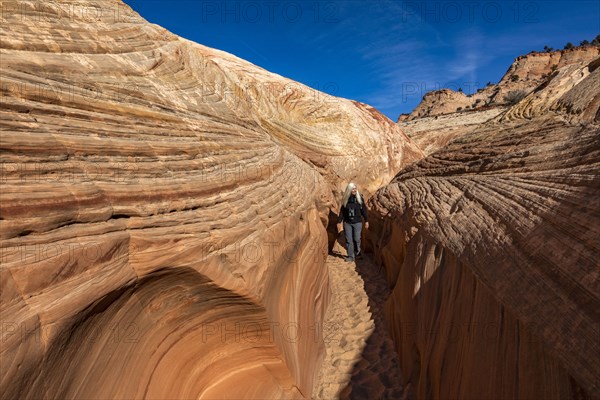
[446,28,486,84]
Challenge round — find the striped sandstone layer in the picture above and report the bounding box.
[403,53,600,156]
[0,1,422,399]
[369,58,600,399]
[405,46,600,121]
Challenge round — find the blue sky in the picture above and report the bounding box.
[124,0,600,121]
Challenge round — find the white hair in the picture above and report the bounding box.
[342,182,363,207]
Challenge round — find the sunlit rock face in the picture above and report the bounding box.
[0,1,422,398]
[403,51,600,156]
[400,107,506,156]
[404,46,600,122]
[369,60,600,399]
[500,55,600,123]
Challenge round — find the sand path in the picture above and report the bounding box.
[312,238,409,399]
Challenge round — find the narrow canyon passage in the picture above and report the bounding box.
[3,1,597,399]
[313,236,408,399]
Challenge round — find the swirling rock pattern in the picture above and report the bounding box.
[0,1,421,398]
[501,56,600,123]
[405,46,599,122]
[403,54,600,156]
[401,108,505,156]
[369,93,600,397]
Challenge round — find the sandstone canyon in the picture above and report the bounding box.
[369,47,600,398]
[0,1,421,399]
[1,1,599,400]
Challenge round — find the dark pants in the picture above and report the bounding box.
[343,221,362,259]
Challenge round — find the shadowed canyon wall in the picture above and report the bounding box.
[0,1,422,398]
[370,59,600,399]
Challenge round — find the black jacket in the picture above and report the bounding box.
[338,194,368,224]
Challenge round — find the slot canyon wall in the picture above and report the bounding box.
[0,1,422,398]
[370,55,600,399]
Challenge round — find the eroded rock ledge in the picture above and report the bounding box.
[404,46,600,121]
[402,51,600,156]
[369,115,600,398]
[0,1,421,398]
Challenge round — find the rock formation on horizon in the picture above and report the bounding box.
[405,45,600,121]
[401,45,600,155]
[370,48,600,399]
[0,1,422,399]
[4,1,598,399]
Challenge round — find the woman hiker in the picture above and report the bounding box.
[336,182,369,262]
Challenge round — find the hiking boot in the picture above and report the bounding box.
[344,256,355,262]
[356,250,362,259]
